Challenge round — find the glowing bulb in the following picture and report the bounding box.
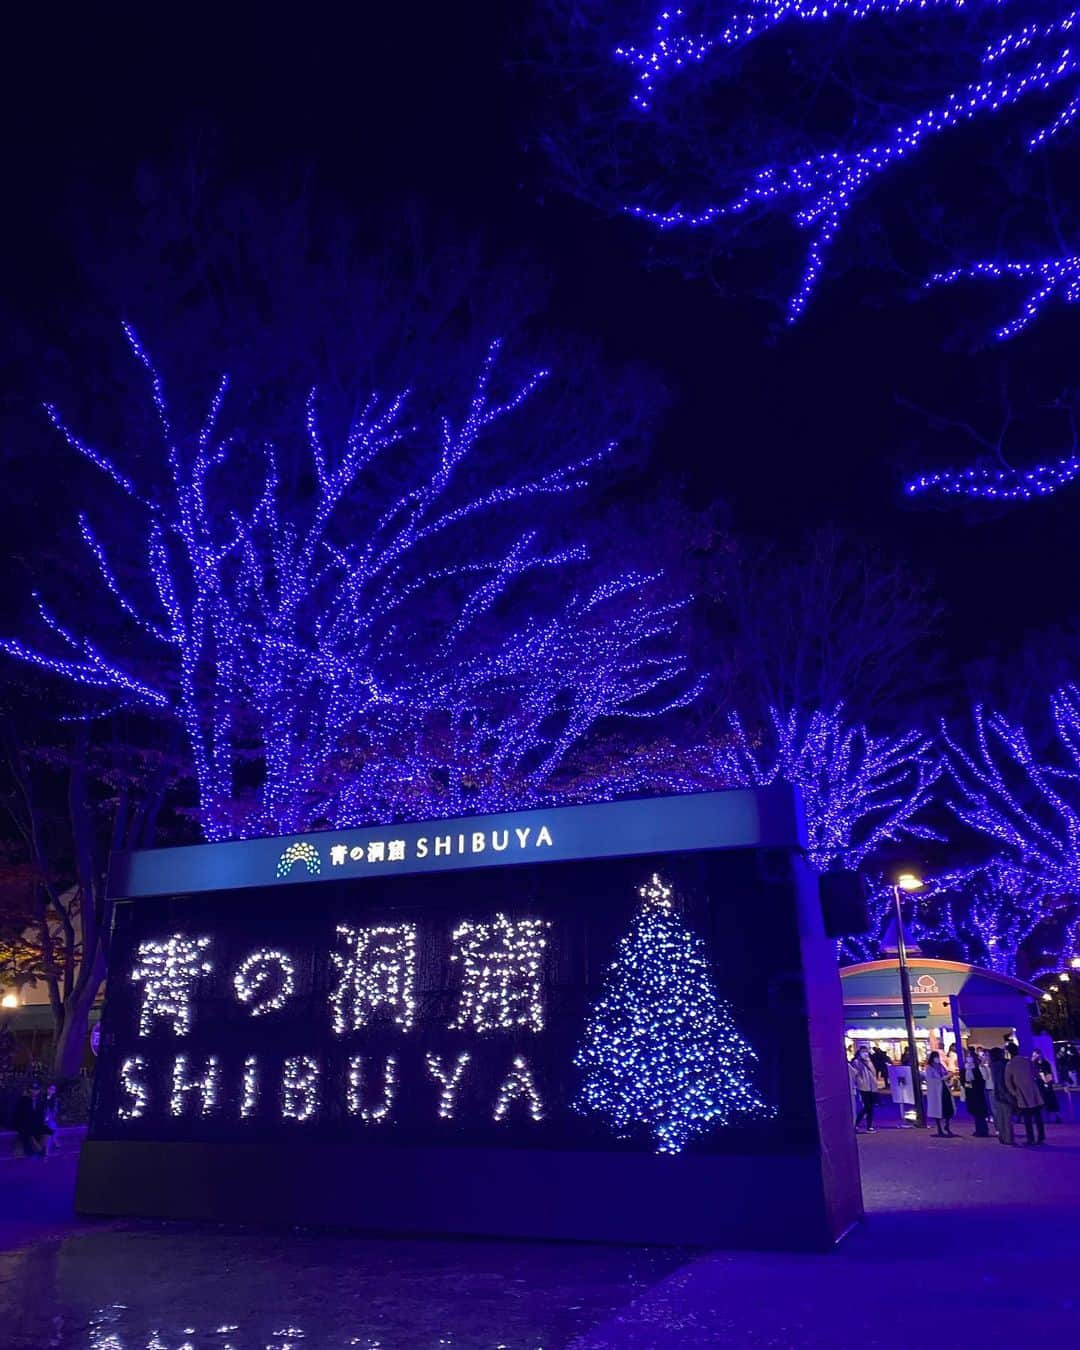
[896,873,924,892]
[1,992,17,1008]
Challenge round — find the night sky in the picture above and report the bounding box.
[4,3,1078,692]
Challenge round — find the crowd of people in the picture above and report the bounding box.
[849,1040,1069,1144]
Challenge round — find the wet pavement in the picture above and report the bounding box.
[2,1121,1079,1348]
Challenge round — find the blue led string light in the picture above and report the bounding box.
[905,455,1080,501]
[839,685,1080,972]
[706,705,940,871]
[931,688,1080,973]
[0,328,700,839]
[925,254,1080,338]
[573,873,773,1154]
[619,6,1080,319]
[617,0,975,109]
[944,688,1080,899]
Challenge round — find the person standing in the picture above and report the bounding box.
[870,1045,889,1087]
[12,1082,50,1158]
[1005,1046,1046,1145]
[964,1045,990,1137]
[1034,1057,1061,1124]
[852,1046,879,1132]
[925,1051,955,1137]
[43,1083,60,1154]
[988,1047,1015,1145]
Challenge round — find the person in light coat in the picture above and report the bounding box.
[851,1046,879,1132]
[925,1051,955,1137]
[1005,1046,1045,1145]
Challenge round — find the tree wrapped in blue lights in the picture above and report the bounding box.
[574,873,772,1154]
[546,2,1080,321]
[706,705,940,871]
[0,327,698,839]
[938,688,1080,973]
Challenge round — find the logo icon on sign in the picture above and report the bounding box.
[276,840,322,878]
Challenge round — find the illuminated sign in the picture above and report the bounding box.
[107,786,803,898]
[93,859,785,1151]
[79,788,861,1249]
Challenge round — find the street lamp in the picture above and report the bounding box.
[893,871,927,1128]
[1071,957,1080,970]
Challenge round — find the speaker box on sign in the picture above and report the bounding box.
[819,870,868,938]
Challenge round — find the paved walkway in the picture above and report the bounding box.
[0,1123,1078,1347]
[576,1122,1080,1348]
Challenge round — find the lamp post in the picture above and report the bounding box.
[894,872,926,1128]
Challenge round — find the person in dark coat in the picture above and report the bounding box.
[1005,1047,1046,1145]
[12,1082,51,1158]
[1034,1056,1061,1123]
[988,1047,1015,1145]
[964,1045,990,1137]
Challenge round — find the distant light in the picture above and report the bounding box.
[1043,993,1053,1002]
[0,992,17,1009]
[1050,985,1060,992]
[896,872,924,892]
[1061,973,1072,983]
[1071,957,1080,970]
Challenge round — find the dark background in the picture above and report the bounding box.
[93,848,816,1154]
[1,2,1075,681]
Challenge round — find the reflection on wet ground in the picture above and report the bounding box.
[0,1222,685,1350]
[6,1125,1080,1347]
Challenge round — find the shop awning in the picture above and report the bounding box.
[845,1002,932,1023]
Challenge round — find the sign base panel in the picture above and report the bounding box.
[76,1139,845,1250]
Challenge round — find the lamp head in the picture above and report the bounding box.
[895,872,924,893]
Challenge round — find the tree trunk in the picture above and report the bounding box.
[52,953,105,1077]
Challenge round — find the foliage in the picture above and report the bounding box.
[0,713,186,1074]
[721,529,943,725]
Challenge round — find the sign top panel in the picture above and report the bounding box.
[108,786,805,900]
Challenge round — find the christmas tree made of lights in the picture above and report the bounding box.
[573,874,772,1155]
